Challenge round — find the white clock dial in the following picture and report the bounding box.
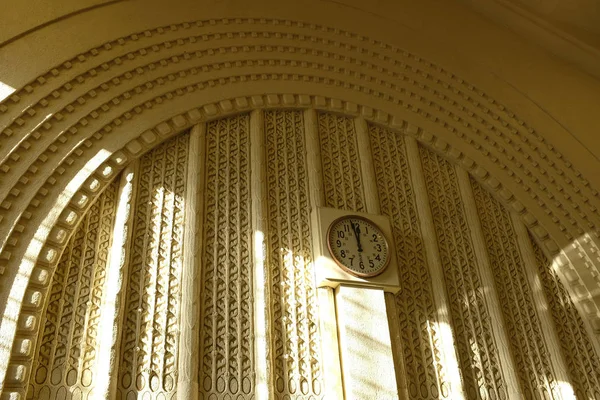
[326,216,390,278]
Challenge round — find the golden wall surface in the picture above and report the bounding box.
[17,112,600,399]
[2,1,600,399]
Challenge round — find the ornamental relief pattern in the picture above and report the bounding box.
[16,111,600,400]
[369,124,450,399]
[471,178,561,399]
[2,16,600,396]
[419,145,508,400]
[317,113,366,212]
[264,110,324,399]
[530,235,600,399]
[198,115,254,399]
[27,178,119,400]
[117,133,189,399]
[1,20,598,297]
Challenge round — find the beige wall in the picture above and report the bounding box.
[1,0,600,398]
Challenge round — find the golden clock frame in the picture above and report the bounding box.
[326,215,391,278]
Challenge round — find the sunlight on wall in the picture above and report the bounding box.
[0,149,112,388]
[253,230,269,400]
[431,319,465,400]
[0,81,14,103]
[93,170,134,400]
[554,233,600,333]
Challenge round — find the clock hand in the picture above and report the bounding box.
[350,220,363,253]
[350,220,359,252]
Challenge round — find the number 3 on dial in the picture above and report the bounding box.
[326,215,390,278]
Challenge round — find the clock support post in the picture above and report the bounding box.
[335,285,400,399]
[312,207,402,399]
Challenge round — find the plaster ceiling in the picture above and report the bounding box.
[460,0,600,79]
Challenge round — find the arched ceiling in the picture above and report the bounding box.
[459,0,600,81]
[1,0,600,395]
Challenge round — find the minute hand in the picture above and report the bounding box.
[353,222,363,252]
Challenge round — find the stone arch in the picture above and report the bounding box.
[1,8,600,397]
[0,95,598,398]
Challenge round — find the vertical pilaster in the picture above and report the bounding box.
[356,117,407,399]
[354,117,380,215]
[177,124,204,400]
[96,163,138,400]
[511,213,575,398]
[304,108,343,399]
[404,136,465,400]
[456,168,521,399]
[250,109,273,400]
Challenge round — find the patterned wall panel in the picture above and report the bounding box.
[117,134,189,399]
[28,178,119,400]
[198,115,254,399]
[530,235,600,398]
[369,124,449,399]
[264,110,324,399]
[471,178,561,399]
[317,113,365,211]
[419,146,508,400]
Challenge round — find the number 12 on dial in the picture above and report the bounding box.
[326,215,390,278]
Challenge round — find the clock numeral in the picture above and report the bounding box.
[338,231,345,239]
[375,254,381,261]
[376,244,381,252]
[340,250,346,258]
[372,234,378,242]
[359,261,365,269]
[348,257,354,266]
[369,259,375,268]
[344,224,350,232]
[336,239,342,247]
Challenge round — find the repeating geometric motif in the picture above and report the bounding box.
[530,234,600,399]
[369,124,450,399]
[419,146,508,400]
[198,115,254,399]
[117,133,189,399]
[317,113,365,212]
[471,178,561,399]
[264,110,324,399]
[28,179,119,400]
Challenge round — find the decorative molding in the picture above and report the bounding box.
[369,123,452,399]
[456,167,522,398]
[264,109,324,398]
[2,93,600,398]
[177,124,203,400]
[198,115,254,399]
[471,177,561,398]
[530,234,600,398]
[419,145,509,399]
[27,178,118,400]
[317,112,365,212]
[116,133,189,398]
[0,18,597,257]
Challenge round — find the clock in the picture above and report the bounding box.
[311,207,400,293]
[326,216,390,277]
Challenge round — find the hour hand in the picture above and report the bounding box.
[351,220,363,252]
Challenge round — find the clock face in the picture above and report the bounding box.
[326,215,390,278]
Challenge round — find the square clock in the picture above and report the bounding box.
[311,207,401,293]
